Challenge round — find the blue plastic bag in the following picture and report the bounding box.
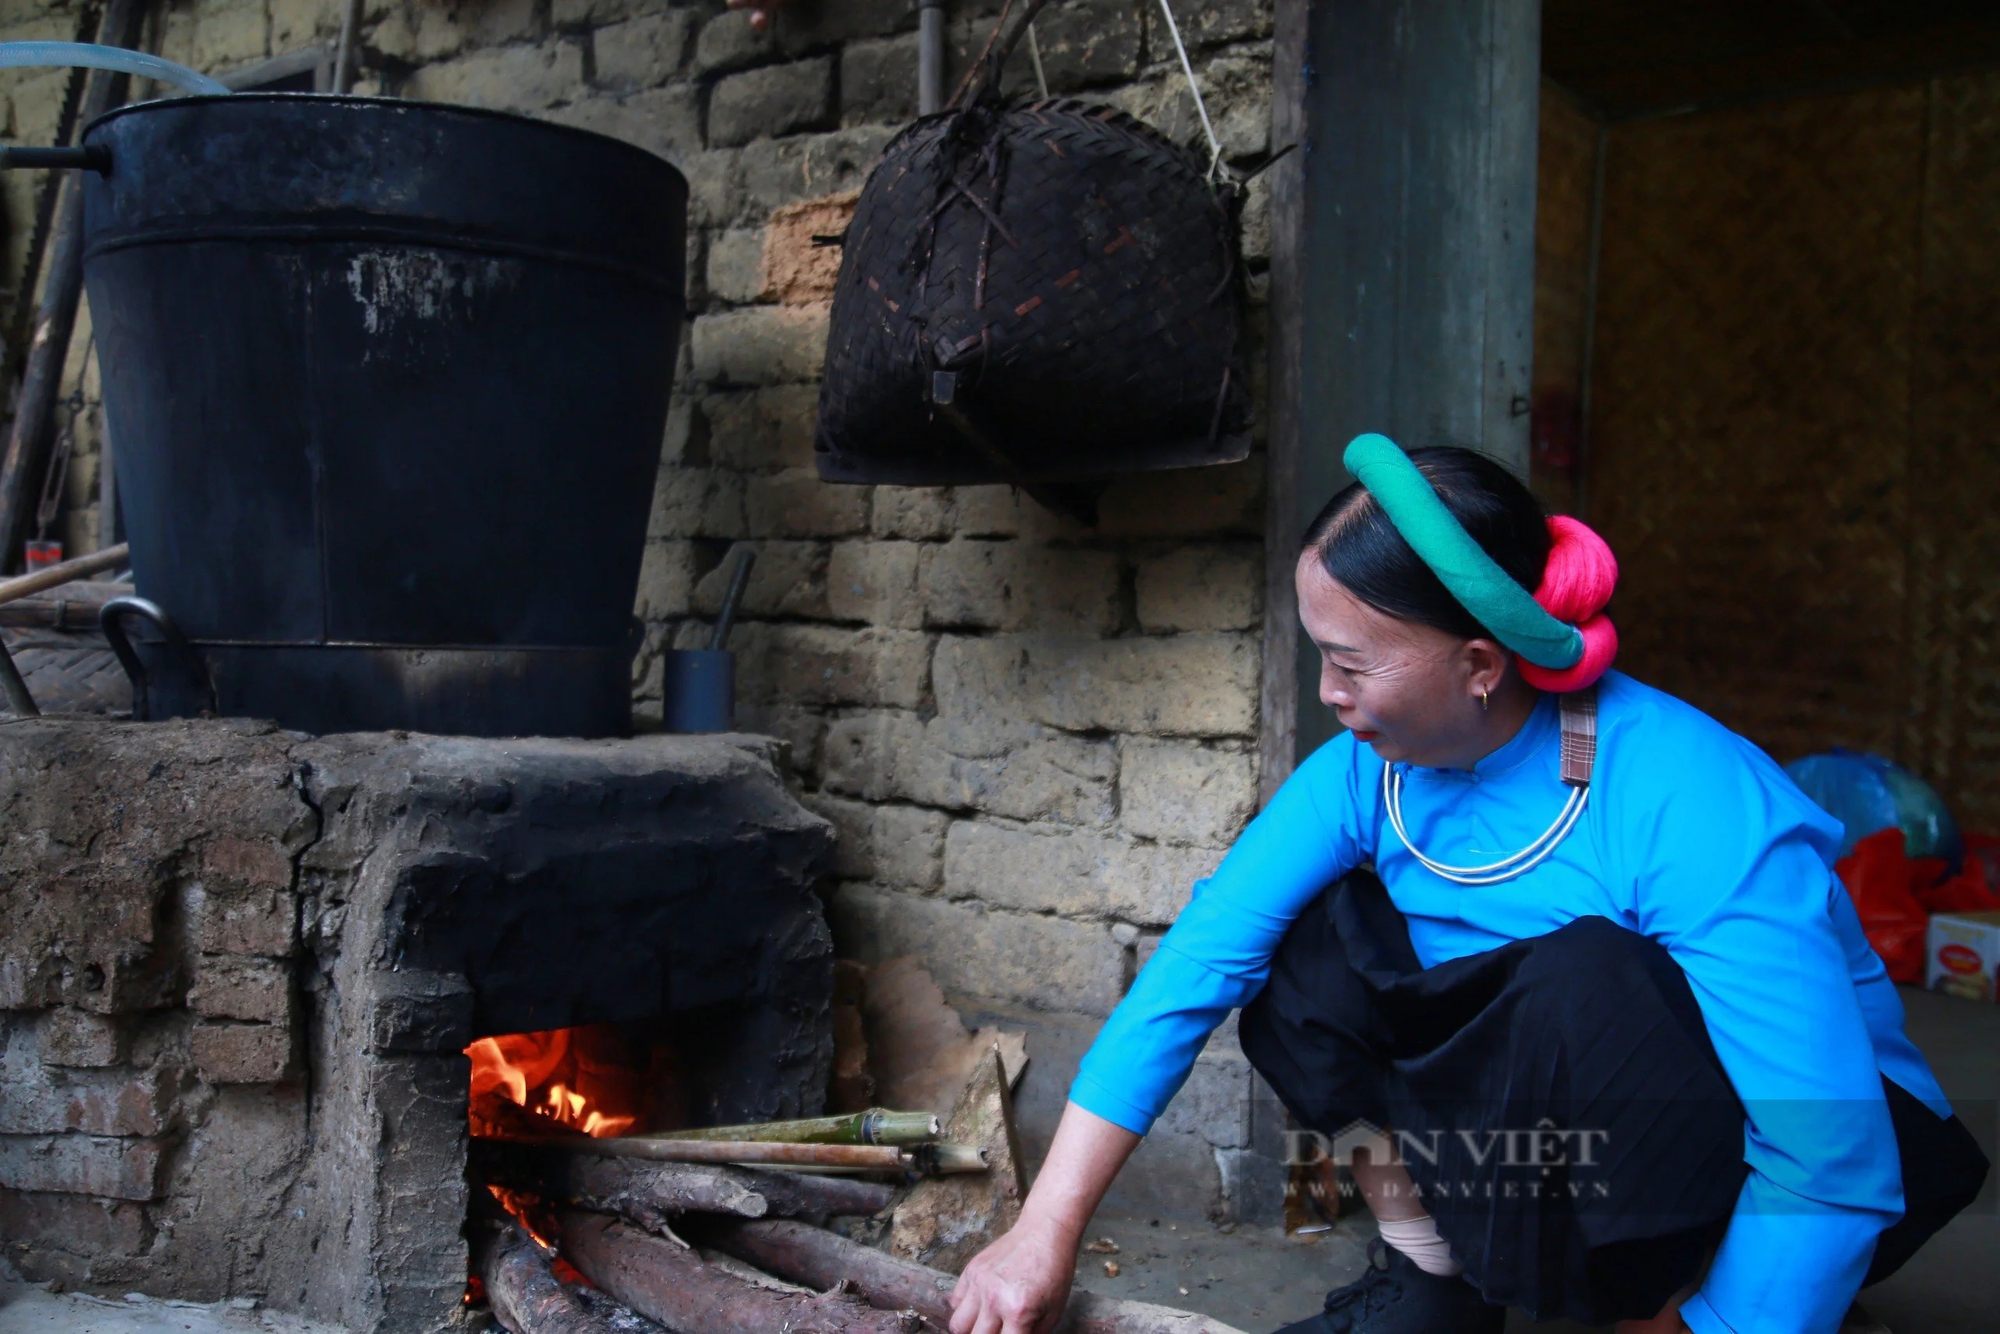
[1785,749,1963,863]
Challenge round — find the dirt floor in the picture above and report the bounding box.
[0,1280,342,1334]
[1074,986,1999,1334]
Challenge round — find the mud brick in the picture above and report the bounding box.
[0,1135,168,1201]
[192,1021,294,1085]
[39,1010,126,1068]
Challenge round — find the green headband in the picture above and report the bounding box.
[1340,434,1583,670]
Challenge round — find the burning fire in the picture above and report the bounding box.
[467,1025,641,1139]
[466,1023,672,1306]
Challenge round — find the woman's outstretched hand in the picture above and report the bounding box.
[948,1216,1078,1334]
[948,1102,1143,1334]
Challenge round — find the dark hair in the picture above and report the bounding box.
[1301,445,1550,642]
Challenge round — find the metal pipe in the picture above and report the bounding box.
[918,0,945,115]
[0,0,149,574]
[0,145,110,173]
[333,0,364,94]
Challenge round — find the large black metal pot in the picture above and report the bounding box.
[79,93,686,737]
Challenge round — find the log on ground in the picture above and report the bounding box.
[703,1218,1249,1334]
[479,1222,660,1334]
[705,1218,958,1319]
[560,1210,928,1334]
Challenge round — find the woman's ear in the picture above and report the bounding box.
[1462,638,1512,700]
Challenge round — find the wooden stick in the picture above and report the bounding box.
[496,1134,908,1170]
[0,543,127,608]
[647,1109,941,1147]
[0,579,130,628]
[479,1222,636,1334]
[702,1219,1250,1334]
[559,1210,927,1334]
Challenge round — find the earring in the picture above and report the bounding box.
[1480,687,1489,712]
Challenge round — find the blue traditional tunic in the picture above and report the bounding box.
[1071,671,1950,1334]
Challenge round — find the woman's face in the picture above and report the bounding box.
[1295,551,1507,768]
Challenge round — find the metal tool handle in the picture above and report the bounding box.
[99,596,212,721]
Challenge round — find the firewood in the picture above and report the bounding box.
[481,1145,897,1226]
[732,1165,898,1217]
[540,1150,768,1226]
[479,1222,658,1334]
[559,1210,930,1334]
[704,1218,957,1318]
[702,1218,1249,1334]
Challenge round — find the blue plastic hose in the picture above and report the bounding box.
[0,42,229,97]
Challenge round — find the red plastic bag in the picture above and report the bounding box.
[1835,829,1931,983]
[1917,833,2000,915]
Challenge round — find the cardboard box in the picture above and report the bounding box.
[1925,910,2000,1003]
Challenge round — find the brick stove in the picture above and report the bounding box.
[0,719,836,1333]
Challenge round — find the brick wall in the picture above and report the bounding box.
[0,0,1282,1218]
[0,720,312,1292]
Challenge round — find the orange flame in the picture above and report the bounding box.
[467,1027,639,1139]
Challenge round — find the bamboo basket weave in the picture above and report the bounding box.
[813,1,1249,509]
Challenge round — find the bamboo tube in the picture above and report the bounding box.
[643,1109,941,1147]
[926,1143,988,1174]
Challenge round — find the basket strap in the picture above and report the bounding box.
[949,0,1053,110]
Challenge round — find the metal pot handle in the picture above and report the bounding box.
[100,596,213,721]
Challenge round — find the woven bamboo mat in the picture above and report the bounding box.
[1585,82,1926,770]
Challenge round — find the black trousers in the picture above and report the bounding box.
[1239,872,1991,1325]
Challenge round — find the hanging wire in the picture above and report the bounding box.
[1026,21,1050,100]
[1153,0,1224,178]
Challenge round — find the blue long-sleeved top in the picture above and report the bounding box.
[1071,671,1950,1334]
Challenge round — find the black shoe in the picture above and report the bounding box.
[1270,1238,1505,1334]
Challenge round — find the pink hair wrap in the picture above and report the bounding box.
[1518,515,1619,692]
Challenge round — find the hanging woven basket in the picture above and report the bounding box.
[813,0,1250,512]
